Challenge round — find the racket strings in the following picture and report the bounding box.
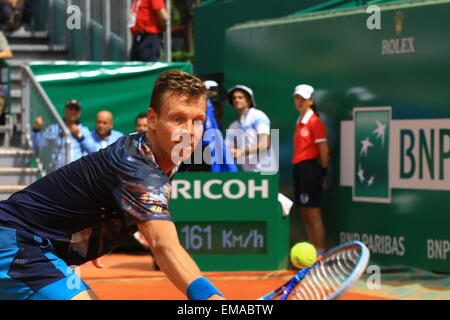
[288,247,362,300]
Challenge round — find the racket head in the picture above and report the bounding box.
[260,241,370,300]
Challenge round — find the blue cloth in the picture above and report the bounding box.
[203,99,238,172]
[0,225,90,300]
[90,129,124,151]
[32,122,97,172]
[0,132,176,267]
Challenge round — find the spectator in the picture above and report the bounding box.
[0,31,13,59]
[91,110,123,151]
[32,99,96,172]
[179,81,237,173]
[291,84,329,256]
[129,0,168,62]
[0,0,26,33]
[225,85,275,173]
[135,112,148,132]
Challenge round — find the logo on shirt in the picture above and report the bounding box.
[150,205,163,214]
[300,128,310,137]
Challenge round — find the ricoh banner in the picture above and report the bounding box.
[169,172,289,271]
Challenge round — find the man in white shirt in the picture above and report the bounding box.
[226,85,276,173]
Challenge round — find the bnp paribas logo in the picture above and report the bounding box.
[340,107,450,204]
[353,108,391,203]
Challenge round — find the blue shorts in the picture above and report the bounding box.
[0,226,90,300]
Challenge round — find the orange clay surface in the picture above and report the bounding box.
[79,253,390,300]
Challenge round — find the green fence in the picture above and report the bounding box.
[33,0,128,61]
[193,0,406,77]
[193,0,327,76]
[223,0,450,272]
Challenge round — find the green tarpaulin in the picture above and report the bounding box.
[30,61,192,135]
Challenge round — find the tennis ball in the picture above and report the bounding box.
[290,242,317,269]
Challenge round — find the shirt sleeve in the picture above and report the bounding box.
[0,32,10,51]
[150,0,165,10]
[253,112,271,136]
[117,164,173,225]
[311,118,328,144]
[78,126,98,154]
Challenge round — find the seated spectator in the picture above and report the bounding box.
[91,110,123,151]
[134,112,148,132]
[0,0,27,33]
[32,99,96,172]
[0,31,13,59]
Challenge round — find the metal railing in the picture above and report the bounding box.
[22,66,71,176]
[0,59,13,147]
[42,0,172,61]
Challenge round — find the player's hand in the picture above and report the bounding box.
[208,294,226,300]
[91,259,105,268]
[34,116,43,131]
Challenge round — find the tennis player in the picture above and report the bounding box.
[0,70,224,300]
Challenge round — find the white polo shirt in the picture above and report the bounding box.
[226,107,277,173]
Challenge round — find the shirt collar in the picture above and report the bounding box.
[301,109,314,124]
[239,108,252,123]
[139,133,180,179]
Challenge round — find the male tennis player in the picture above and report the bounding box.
[0,70,224,300]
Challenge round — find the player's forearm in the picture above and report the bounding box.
[152,241,202,293]
[137,220,202,295]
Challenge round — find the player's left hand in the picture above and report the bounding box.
[91,259,105,268]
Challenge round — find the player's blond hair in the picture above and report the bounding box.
[150,69,207,114]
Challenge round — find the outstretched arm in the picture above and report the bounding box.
[137,219,224,300]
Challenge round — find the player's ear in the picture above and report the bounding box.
[147,108,157,130]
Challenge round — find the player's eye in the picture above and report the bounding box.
[173,116,184,123]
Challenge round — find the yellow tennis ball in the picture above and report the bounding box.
[290,242,317,269]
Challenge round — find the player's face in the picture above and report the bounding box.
[231,91,250,112]
[149,93,207,164]
[135,117,148,132]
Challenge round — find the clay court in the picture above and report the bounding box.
[79,253,394,300]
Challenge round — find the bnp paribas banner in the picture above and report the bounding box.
[340,107,450,272]
[341,107,450,200]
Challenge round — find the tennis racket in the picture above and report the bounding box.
[260,241,370,300]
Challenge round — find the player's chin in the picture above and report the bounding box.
[170,147,194,163]
[180,147,194,160]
